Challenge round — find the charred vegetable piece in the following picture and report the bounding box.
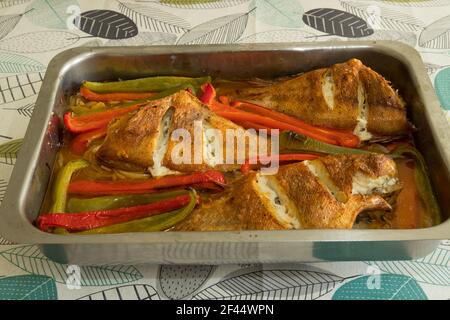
[66,189,187,213]
[76,190,197,234]
[83,76,211,93]
[279,131,373,155]
[37,192,196,232]
[49,159,89,213]
[390,145,441,224]
[80,86,155,102]
[68,170,226,195]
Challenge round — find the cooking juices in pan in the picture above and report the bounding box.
[37,59,440,234]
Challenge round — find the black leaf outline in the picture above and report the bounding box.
[177,8,254,44]
[0,31,80,53]
[193,267,348,300]
[340,1,424,32]
[77,284,160,300]
[118,1,190,33]
[419,15,450,49]
[3,102,35,117]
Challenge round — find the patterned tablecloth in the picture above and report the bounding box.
[0,0,448,300]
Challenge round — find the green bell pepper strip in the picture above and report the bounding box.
[66,189,188,213]
[279,131,373,155]
[76,190,197,234]
[82,76,211,93]
[390,145,441,225]
[49,159,89,213]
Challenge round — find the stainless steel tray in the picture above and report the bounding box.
[0,41,449,265]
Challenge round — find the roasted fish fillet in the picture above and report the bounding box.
[96,90,271,175]
[218,59,413,141]
[173,154,401,230]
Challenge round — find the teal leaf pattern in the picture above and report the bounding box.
[255,0,303,28]
[0,138,22,165]
[193,268,345,300]
[0,245,143,286]
[435,67,450,110]
[0,275,57,300]
[78,284,160,300]
[332,274,428,300]
[177,10,252,44]
[366,246,450,285]
[0,53,44,73]
[25,0,79,29]
[158,265,214,299]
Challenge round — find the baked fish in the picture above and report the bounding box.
[173,154,401,230]
[218,59,413,141]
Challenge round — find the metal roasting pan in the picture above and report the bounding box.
[0,41,449,265]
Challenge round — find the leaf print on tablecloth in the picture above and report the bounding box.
[3,102,35,117]
[358,0,450,7]
[119,2,190,33]
[25,0,79,29]
[332,274,427,300]
[302,8,374,38]
[0,13,24,41]
[155,0,250,9]
[367,246,450,286]
[193,268,345,300]
[255,0,303,28]
[0,138,22,165]
[340,1,424,32]
[0,237,12,245]
[0,31,79,53]
[0,275,57,300]
[435,67,450,110]
[0,178,7,203]
[0,53,44,73]
[157,265,214,299]
[78,284,160,300]
[74,10,138,40]
[0,0,31,8]
[419,15,450,49]
[105,31,177,46]
[0,72,44,105]
[177,9,253,44]
[0,245,143,286]
[238,29,318,43]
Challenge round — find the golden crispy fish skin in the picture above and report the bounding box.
[218,59,412,138]
[96,91,270,174]
[174,154,400,231]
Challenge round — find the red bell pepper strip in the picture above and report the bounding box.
[36,193,197,232]
[232,101,360,148]
[68,170,226,195]
[70,126,108,155]
[64,103,142,133]
[216,110,339,145]
[200,83,216,105]
[240,153,319,175]
[80,86,155,102]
